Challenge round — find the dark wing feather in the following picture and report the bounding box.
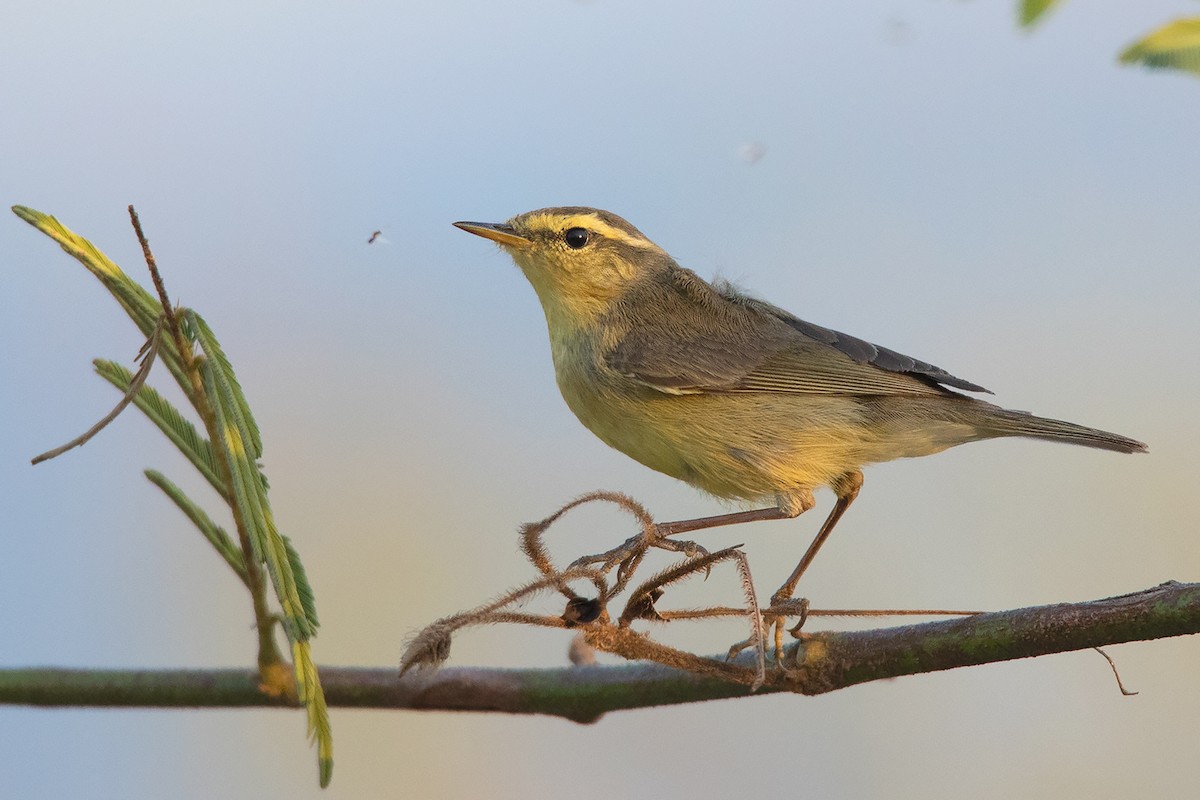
[750,298,990,394]
[604,269,989,397]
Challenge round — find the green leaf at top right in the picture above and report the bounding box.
[1121,18,1200,77]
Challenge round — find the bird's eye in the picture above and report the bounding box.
[564,227,590,249]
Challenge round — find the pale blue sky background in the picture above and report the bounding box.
[2,1,1198,797]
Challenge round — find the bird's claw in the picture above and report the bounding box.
[566,533,643,573]
[652,535,709,559]
[767,596,810,633]
[566,529,710,580]
[725,635,760,661]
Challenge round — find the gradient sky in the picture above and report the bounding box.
[3,1,1198,798]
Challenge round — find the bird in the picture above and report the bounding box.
[453,206,1146,614]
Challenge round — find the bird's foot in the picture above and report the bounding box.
[762,595,810,667]
[566,527,709,578]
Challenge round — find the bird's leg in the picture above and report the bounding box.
[772,471,863,605]
[654,504,805,537]
[647,492,814,666]
[570,501,808,579]
[769,470,863,661]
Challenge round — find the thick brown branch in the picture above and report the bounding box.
[784,580,1200,694]
[2,581,1196,722]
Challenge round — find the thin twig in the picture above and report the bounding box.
[31,315,165,465]
[793,607,982,618]
[1093,647,1138,696]
[520,491,654,601]
[658,607,981,621]
[128,205,188,359]
[618,547,748,626]
[401,567,610,675]
[730,548,766,688]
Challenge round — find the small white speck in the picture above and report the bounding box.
[736,141,767,165]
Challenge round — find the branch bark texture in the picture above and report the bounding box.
[3,581,1196,723]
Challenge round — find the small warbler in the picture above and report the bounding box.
[454,207,1146,604]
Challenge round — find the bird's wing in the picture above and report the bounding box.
[747,297,990,394]
[605,271,989,397]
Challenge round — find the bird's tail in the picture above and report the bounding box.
[984,409,1147,454]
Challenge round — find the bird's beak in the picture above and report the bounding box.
[453,221,531,248]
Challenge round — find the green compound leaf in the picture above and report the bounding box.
[144,470,247,583]
[94,359,226,499]
[191,303,329,789]
[17,206,331,787]
[284,534,320,630]
[10,206,193,396]
[12,206,159,333]
[191,314,263,459]
[192,312,328,788]
[1019,0,1061,28]
[192,311,318,641]
[1120,18,1200,77]
[294,641,334,788]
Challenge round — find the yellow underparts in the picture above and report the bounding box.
[558,377,975,504]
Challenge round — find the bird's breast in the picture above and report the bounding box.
[546,329,873,501]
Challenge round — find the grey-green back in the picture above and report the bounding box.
[605,265,989,398]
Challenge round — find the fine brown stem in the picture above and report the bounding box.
[128,206,188,361]
[31,315,164,465]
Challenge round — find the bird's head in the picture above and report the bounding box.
[455,207,671,328]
